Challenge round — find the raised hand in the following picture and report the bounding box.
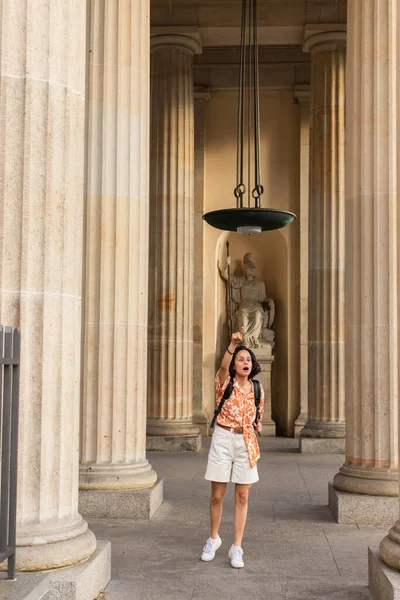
[231,327,244,346]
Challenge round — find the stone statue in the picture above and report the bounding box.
[220,252,275,349]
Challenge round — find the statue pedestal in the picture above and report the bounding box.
[256,345,276,437]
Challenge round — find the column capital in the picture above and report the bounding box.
[303,24,346,54]
[151,27,202,55]
[294,84,310,105]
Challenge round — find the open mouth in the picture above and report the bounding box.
[243,367,249,371]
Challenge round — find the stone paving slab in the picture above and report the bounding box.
[0,572,51,600]
[88,438,384,600]
[281,580,370,599]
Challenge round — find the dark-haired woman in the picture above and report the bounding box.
[201,328,264,568]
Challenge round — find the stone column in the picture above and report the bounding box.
[193,87,210,436]
[0,0,96,570]
[147,33,201,452]
[293,85,310,438]
[300,25,347,454]
[79,0,162,520]
[329,1,398,527]
[368,0,400,593]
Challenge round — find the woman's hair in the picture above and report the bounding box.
[229,345,261,380]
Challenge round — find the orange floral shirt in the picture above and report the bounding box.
[215,373,264,468]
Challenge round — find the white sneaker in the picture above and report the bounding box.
[201,535,222,561]
[229,544,244,568]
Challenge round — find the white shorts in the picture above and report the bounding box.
[204,425,259,485]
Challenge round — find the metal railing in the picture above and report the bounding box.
[0,326,21,580]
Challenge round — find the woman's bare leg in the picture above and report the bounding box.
[233,483,251,546]
[210,481,227,538]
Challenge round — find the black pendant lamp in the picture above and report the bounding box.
[202,0,296,234]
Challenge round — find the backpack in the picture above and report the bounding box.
[210,377,261,431]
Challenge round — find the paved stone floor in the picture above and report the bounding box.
[89,438,388,600]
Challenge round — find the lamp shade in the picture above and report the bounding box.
[202,207,296,232]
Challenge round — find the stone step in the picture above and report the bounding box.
[0,572,51,600]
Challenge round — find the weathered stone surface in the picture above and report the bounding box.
[11,529,96,573]
[369,548,400,600]
[147,33,201,446]
[258,424,277,438]
[79,479,163,520]
[300,438,345,454]
[0,542,110,600]
[300,25,346,446]
[147,435,202,452]
[329,483,398,525]
[0,572,51,600]
[0,0,96,572]
[80,0,158,494]
[331,0,398,505]
[49,541,111,600]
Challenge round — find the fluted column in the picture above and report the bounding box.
[294,85,310,438]
[79,0,158,500]
[147,34,201,451]
[192,87,210,436]
[300,26,346,454]
[331,0,399,527]
[0,0,96,570]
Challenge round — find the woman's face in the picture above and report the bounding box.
[234,350,252,377]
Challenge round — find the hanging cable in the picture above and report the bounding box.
[247,0,252,208]
[234,0,247,208]
[202,0,296,233]
[252,0,263,206]
[234,0,264,210]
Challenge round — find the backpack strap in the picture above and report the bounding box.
[210,377,234,428]
[253,379,261,425]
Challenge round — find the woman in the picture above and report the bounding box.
[201,328,264,568]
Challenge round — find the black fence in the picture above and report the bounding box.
[0,326,20,580]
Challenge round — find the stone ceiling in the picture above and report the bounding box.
[151,1,346,88]
[151,0,347,46]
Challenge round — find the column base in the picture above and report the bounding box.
[300,420,345,439]
[379,522,400,571]
[300,437,345,453]
[79,461,157,490]
[1,520,96,572]
[259,419,276,437]
[146,434,202,452]
[328,482,398,525]
[369,547,400,600]
[294,414,307,438]
[334,467,398,496]
[146,420,201,437]
[193,409,209,436]
[0,541,111,600]
[79,478,163,520]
